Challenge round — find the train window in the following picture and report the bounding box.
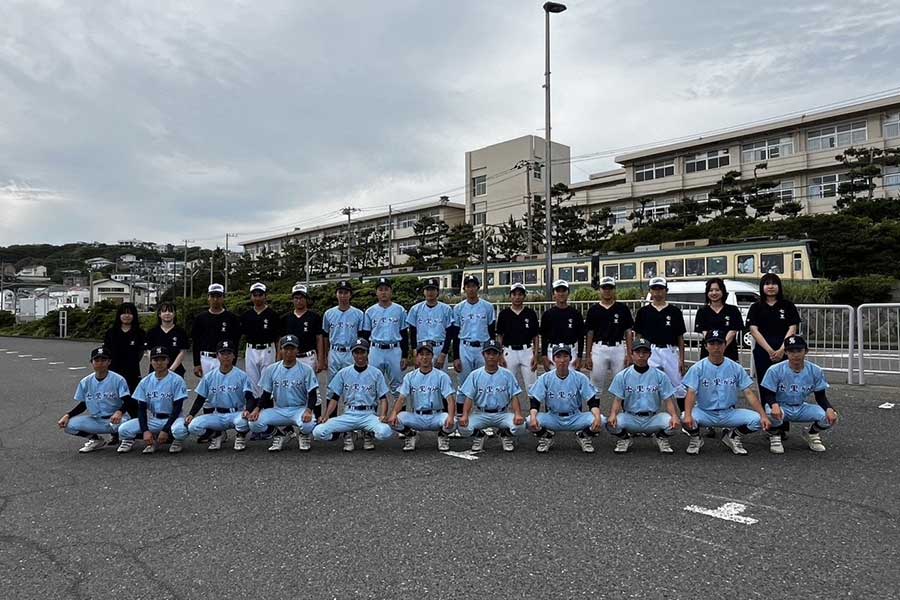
[499,271,511,286]
[665,259,684,277]
[604,265,619,279]
[793,252,803,273]
[511,270,524,284]
[621,262,637,280]
[574,266,589,282]
[559,267,573,281]
[642,261,657,279]
[707,256,727,275]
[487,272,495,286]
[668,293,707,304]
[760,253,784,274]
[737,254,755,275]
[685,258,705,276]
[525,269,538,285]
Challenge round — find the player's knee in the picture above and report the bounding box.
[373,424,394,441]
[311,424,329,440]
[187,420,207,436]
[248,420,267,433]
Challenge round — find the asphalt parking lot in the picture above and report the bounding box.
[1,337,898,599]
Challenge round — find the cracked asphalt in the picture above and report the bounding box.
[1,337,898,599]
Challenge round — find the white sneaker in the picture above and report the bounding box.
[168,440,183,454]
[268,436,285,452]
[769,435,785,454]
[234,434,247,451]
[536,436,554,453]
[484,427,498,438]
[471,436,485,452]
[79,437,107,453]
[403,435,417,452]
[805,432,826,452]
[614,437,632,454]
[207,434,223,451]
[343,433,355,452]
[575,433,595,454]
[685,436,704,455]
[298,434,311,451]
[142,443,156,454]
[654,435,674,454]
[363,432,376,451]
[116,439,134,453]
[722,433,748,455]
[501,436,515,452]
[437,435,450,452]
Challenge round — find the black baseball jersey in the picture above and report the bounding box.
[539,305,585,357]
[191,310,242,365]
[746,300,801,348]
[240,307,282,345]
[585,302,634,346]
[103,326,145,387]
[633,304,686,347]
[282,310,323,353]
[496,307,540,346]
[145,325,190,375]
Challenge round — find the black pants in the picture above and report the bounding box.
[753,345,786,385]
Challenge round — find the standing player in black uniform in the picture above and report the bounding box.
[496,283,540,391]
[282,283,325,419]
[240,282,281,397]
[633,276,687,410]
[539,280,585,371]
[144,302,189,377]
[694,278,744,362]
[584,276,634,404]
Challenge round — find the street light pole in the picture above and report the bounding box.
[542,1,566,299]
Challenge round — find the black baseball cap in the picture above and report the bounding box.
[279,334,300,348]
[90,346,110,360]
[416,341,435,354]
[216,340,236,353]
[422,278,440,290]
[784,335,808,350]
[551,344,572,358]
[336,280,353,293]
[464,274,480,287]
[149,346,170,359]
[376,277,392,288]
[705,329,727,343]
[351,338,370,352]
[482,340,501,354]
[632,338,652,352]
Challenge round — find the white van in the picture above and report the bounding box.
[644,280,760,345]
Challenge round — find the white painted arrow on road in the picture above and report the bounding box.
[684,502,758,525]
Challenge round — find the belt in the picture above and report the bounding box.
[214,408,240,414]
[414,409,435,415]
[421,340,442,346]
[154,412,170,419]
[374,343,399,350]
[628,411,655,417]
[597,341,623,347]
[481,407,507,413]
[98,414,114,419]
[348,405,374,412]
[248,343,272,350]
[331,345,350,352]
[554,411,575,417]
[508,344,532,350]
[200,351,216,357]
[298,350,316,357]
[462,340,483,347]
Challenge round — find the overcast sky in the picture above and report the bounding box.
[2,0,899,248]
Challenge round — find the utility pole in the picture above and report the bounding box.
[387,205,393,268]
[182,240,191,301]
[543,1,567,299]
[224,233,230,294]
[305,239,311,286]
[341,207,360,277]
[210,256,214,286]
[482,234,488,294]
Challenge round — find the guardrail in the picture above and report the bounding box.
[856,303,900,385]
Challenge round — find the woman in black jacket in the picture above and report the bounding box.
[695,278,744,362]
[746,273,801,384]
[103,302,146,394]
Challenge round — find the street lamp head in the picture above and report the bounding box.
[543,1,567,13]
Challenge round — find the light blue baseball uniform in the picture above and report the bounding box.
[119,371,189,440]
[453,298,496,395]
[529,370,602,432]
[364,302,408,397]
[458,366,524,436]
[65,371,131,437]
[250,360,320,435]
[312,365,394,441]
[607,366,677,435]
[407,301,455,363]
[186,367,254,437]
[761,360,832,429]
[393,367,456,433]
[683,357,761,431]
[323,305,365,378]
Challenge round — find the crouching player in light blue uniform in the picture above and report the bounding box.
[57,345,134,453]
[457,340,525,452]
[248,334,320,453]
[183,340,254,452]
[762,335,838,454]
[117,346,189,454]
[387,342,456,452]
[528,344,604,454]
[682,330,771,455]
[313,338,394,452]
[606,337,681,454]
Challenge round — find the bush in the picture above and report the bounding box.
[0,311,14,328]
[832,276,896,306]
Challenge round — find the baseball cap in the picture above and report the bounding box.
[90,346,110,360]
[649,276,668,289]
[784,335,808,350]
[482,340,501,354]
[552,279,570,290]
[375,276,392,288]
[291,283,310,297]
[351,338,370,352]
[632,338,652,352]
[279,334,300,348]
[509,282,527,294]
[422,277,440,290]
[463,274,480,287]
[149,346,169,359]
[336,280,353,292]
[705,329,727,343]
[415,341,435,354]
[599,276,617,288]
[249,282,267,293]
[216,340,236,353]
[208,283,225,295]
[550,343,572,357]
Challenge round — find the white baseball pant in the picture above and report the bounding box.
[245,345,276,396]
[590,343,626,398]
[649,344,686,398]
[503,347,537,389]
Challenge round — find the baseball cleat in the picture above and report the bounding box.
[653,435,674,454]
[402,435,417,452]
[268,436,285,452]
[500,436,515,452]
[342,433,355,452]
[484,427,498,438]
[142,443,157,454]
[471,436,485,452]
[298,434,312,451]
[769,435,785,454]
[116,439,134,453]
[168,440,183,454]
[536,436,554,453]
[437,434,450,452]
[614,437,632,454]
[233,433,247,451]
[207,434,223,451]
[575,432,595,454]
[685,436,704,455]
[79,437,107,453]
[805,432,826,452]
[363,432,376,451]
[722,433,748,455]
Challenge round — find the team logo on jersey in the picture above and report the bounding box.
[129,340,135,346]
[613,314,620,324]
[724,316,731,325]
[263,318,269,329]
[700,376,737,388]
[665,315,672,326]
[567,318,573,329]
[172,337,178,346]
[779,309,786,320]
[524,318,530,326]
[303,322,309,332]
[221,323,228,332]
[624,384,661,394]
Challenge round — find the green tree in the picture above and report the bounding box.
[835,147,900,220]
[445,223,477,268]
[708,170,747,218]
[626,196,653,230]
[407,215,449,267]
[581,207,614,252]
[495,216,526,261]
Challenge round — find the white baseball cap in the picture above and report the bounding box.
[649,276,668,289]
[291,283,310,297]
[207,283,225,294]
[552,279,569,290]
[509,282,527,294]
[599,276,616,288]
[249,282,267,293]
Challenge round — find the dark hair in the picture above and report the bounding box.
[705,278,727,305]
[156,302,177,325]
[115,302,144,332]
[759,273,784,301]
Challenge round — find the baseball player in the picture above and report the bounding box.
[606,338,680,454]
[681,330,771,455]
[527,344,603,454]
[761,335,838,454]
[387,342,456,452]
[361,276,409,405]
[457,340,525,452]
[57,346,133,453]
[183,340,254,452]
[281,283,325,373]
[312,338,395,451]
[240,282,281,397]
[633,277,687,410]
[452,274,495,402]
[584,276,634,402]
[539,280,585,371]
[321,280,365,380]
[247,334,320,452]
[117,346,189,454]
[406,277,455,370]
[496,282,540,390]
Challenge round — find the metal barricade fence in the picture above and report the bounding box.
[856,303,900,385]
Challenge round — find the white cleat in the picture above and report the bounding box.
[805,432,826,452]
[402,435,417,452]
[343,433,355,452]
[614,437,633,454]
[484,427,498,438]
[207,434,224,451]
[769,435,785,454]
[298,434,311,451]
[233,434,247,452]
[168,440,183,454]
[268,436,285,452]
[654,435,674,454]
[471,436,485,452]
[79,437,107,453]
[536,436,554,453]
[363,432,376,451]
[437,435,450,452]
[141,443,157,455]
[685,436,703,455]
[116,439,134,453]
[575,433,595,454]
[722,433,748,455]
[500,436,515,452]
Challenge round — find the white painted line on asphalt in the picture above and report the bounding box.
[684,502,758,525]
[17,354,33,358]
[48,362,64,365]
[67,366,86,371]
[879,402,895,409]
[443,450,480,461]
[5,351,17,354]
[31,358,47,361]
[0,348,7,351]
